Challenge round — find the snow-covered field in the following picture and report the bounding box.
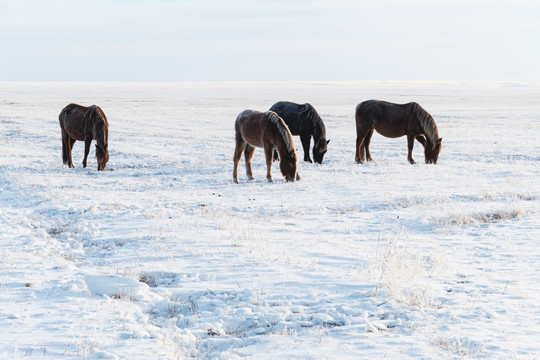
[1,81,539,359]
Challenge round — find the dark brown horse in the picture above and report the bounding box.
[233,110,300,183]
[59,103,109,170]
[355,100,442,164]
[269,101,329,164]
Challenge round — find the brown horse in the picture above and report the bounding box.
[233,110,300,183]
[355,100,442,164]
[59,103,109,170]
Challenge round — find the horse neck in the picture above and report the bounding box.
[272,120,295,159]
[423,120,439,145]
[416,110,439,145]
[313,120,325,141]
[90,112,108,145]
[94,130,106,146]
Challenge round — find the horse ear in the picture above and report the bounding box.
[326,140,330,144]
[438,138,442,144]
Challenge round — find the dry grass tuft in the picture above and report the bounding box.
[434,209,524,227]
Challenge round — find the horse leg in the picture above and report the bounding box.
[233,138,246,183]
[407,134,416,164]
[83,137,92,168]
[244,145,256,181]
[355,128,370,163]
[363,129,374,162]
[299,134,312,163]
[264,144,274,182]
[415,135,426,147]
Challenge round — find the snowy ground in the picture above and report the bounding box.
[0,81,539,359]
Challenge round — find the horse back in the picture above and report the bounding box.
[235,110,272,148]
[356,100,418,137]
[269,101,314,135]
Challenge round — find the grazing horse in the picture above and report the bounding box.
[355,100,442,164]
[59,103,109,170]
[269,101,329,164]
[233,110,300,183]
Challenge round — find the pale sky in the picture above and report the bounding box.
[1,0,539,81]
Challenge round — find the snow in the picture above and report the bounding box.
[1,81,539,359]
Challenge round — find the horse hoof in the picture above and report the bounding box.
[247,176,255,181]
[267,178,273,182]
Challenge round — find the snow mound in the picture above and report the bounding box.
[84,275,149,300]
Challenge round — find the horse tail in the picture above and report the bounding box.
[58,107,69,164]
[266,111,297,158]
[234,110,248,142]
[355,101,369,125]
[61,130,70,164]
[412,103,439,147]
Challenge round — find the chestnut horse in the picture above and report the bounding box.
[269,101,329,164]
[355,100,442,164]
[59,103,109,170]
[233,110,300,183]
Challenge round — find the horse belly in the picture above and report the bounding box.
[238,119,267,148]
[62,119,86,141]
[241,131,265,148]
[283,120,300,136]
[373,118,407,138]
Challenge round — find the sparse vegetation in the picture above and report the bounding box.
[433,208,524,227]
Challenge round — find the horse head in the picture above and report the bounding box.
[425,138,442,164]
[279,150,299,182]
[313,139,330,164]
[95,143,109,170]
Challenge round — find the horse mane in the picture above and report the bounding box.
[88,105,108,144]
[303,103,325,138]
[302,103,320,121]
[413,103,439,146]
[266,111,296,156]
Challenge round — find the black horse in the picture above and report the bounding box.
[269,101,329,164]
